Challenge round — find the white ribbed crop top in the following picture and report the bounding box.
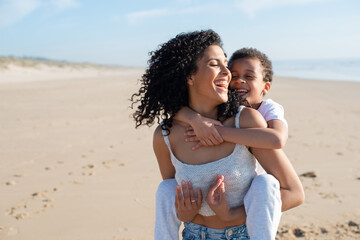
[162,106,257,216]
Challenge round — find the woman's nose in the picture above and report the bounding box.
[221,65,231,76]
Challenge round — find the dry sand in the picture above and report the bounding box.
[0,60,359,240]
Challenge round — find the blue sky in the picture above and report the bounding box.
[0,0,359,67]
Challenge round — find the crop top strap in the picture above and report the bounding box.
[235,105,245,129]
[160,122,172,152]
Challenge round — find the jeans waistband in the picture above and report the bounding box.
[183,222,249,239]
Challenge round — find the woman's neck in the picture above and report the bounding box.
[188,101,218,120]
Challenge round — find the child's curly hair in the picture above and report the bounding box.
[131,30,239,133]
[229,48,273,83]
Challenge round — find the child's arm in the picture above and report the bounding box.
[185,119,287,150]
[174,106,224,147]
[218,118,287,149]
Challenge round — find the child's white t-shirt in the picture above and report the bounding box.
[255,98,288,175]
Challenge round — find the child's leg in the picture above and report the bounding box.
[155,178,181,240]
[244,174,282,240]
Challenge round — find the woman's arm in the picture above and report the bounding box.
[153,126,175,180]
[250,148,304,211]
[238,108,304,211]
[153,125,202,222]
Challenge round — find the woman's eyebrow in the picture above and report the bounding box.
[207,57,228,64]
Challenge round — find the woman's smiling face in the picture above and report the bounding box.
[187,45,231,106]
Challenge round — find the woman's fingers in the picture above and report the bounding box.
[188,181,197,206]
[197,188,203,205]
[175,185,184,208]
[177,181,202,210]
[181,181,191,207]
[208,175,222,195]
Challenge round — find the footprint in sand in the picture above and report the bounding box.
[102,159,118,169]
[318,192,342,203]
[82,163,96,176]
[5,188,59,220]
[14,173,25,178]
[300,171,317,178]
[5,181,17,186]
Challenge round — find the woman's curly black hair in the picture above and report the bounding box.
[229,48,273,83]
[131,29,239,133]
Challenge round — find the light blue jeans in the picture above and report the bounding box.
[182,222,249,240]
[155,174,282,240]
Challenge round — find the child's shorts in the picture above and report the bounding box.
[182,222,250,240]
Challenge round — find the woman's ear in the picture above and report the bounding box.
[262,82,271,95]
[187,76,194,86]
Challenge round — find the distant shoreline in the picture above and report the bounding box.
[1,56,359,84]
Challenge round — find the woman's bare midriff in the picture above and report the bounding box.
[192,214,245,229]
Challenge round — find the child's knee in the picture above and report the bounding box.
[156,178,177,200]
[252,174,280,191]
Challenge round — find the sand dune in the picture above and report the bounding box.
[0,61,359,239]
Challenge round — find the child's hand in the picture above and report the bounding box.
[205,174,232,222]
[185,116,223,150]
[175,180,202,222]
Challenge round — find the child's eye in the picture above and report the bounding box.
[246,75,254,79]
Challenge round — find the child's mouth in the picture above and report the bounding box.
[236,89,248,97]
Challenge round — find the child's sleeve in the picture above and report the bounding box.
[262,100,288,129]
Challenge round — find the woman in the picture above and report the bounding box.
[131,30,304,239]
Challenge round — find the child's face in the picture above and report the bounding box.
[229,58,270,109]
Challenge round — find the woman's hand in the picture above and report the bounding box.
[205,174,232,221]
[175,180,202,222]
[184,116,223,150]
[206,175,247,224]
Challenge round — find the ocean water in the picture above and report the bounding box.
[273,59,360,82]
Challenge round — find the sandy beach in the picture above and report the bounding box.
[0,59,359,240]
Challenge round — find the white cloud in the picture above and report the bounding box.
[125,4,214,24]
[50,0,79,10]
[125,9,171,24]
[235,0,325,17]
[0,0,41,29]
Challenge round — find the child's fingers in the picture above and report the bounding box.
[185,136,200,143]
[192,143,203,151]
[184,130,196,136]
[204,138,214,146]
[212,120,223,126]
[206,135,219,145]
[212,131,224,144]
[200,139,210,147]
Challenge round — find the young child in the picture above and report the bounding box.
[155,48,302,240]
